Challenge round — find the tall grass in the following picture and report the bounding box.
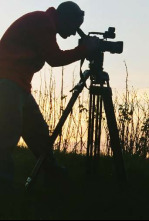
[18,64,149,158]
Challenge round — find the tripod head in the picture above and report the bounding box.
[77,28,123,86]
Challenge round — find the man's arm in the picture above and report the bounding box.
[40,34,88,67]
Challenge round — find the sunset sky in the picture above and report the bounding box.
[0,0,149,92]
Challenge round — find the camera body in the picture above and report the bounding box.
[78,27,123,55]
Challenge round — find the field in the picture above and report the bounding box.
[1,147,149,220]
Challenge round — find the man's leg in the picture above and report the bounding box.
[22,94,53,157]
[0,80,24,193]
[22,94,55,166]
[22,94,66,179]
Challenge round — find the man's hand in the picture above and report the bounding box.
[81,36,100,58]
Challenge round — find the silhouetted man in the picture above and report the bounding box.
[0,1,99,192]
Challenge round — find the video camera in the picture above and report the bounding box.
[77,27,123,55]
[77,27,123,85]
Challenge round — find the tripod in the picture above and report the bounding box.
[25,50,126,190]
[87,52,126,182]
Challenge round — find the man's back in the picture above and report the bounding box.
[0,8,58,92]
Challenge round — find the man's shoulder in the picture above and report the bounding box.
[18,10,47,24]
[19,7,57,32]
[21,7,57,22]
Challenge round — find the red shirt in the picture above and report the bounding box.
[0,7,87,93]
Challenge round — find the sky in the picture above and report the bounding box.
[0,0,149,92]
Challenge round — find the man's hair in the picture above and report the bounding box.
[57,1,84,21]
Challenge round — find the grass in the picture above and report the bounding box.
[28,64,149,157]
[1,147,149,220]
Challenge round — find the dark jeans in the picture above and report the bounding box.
[0,79,52,192]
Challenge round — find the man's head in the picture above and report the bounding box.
[56,1,84,39]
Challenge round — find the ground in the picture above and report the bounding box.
[0,147,149,220]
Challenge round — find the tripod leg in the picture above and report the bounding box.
[25,153,48,190]
[25,70,90,190]
[87,93,103,172]
[87,91,100,173]
[102,88,127,183]
[94,95,102,157]
[87,92,93,157]
[91,94,96,156]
